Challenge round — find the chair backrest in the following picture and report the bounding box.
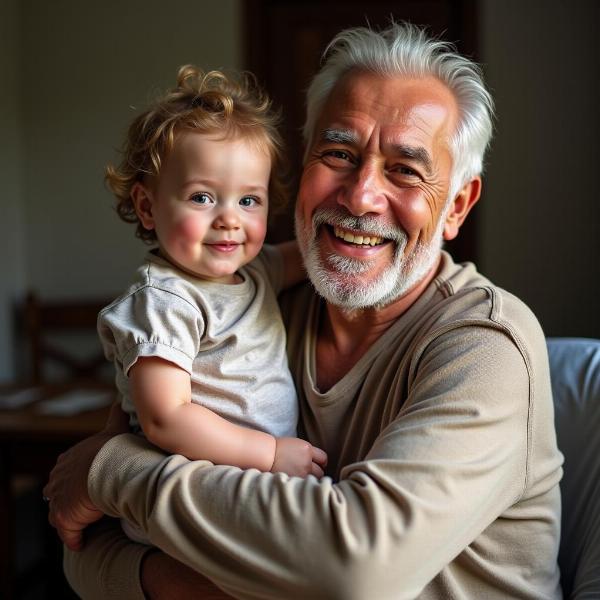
[547,337,600,599]
[22,291,112,384]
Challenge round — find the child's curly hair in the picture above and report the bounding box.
[106,66,288,243]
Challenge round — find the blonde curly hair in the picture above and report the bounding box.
[106,66,288,243]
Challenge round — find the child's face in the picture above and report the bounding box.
[136,132,271,283]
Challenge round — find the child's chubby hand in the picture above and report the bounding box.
[271,437,328,478]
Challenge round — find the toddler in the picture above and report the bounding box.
[98,66,327,543]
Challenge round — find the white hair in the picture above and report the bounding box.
[303,23,495,198]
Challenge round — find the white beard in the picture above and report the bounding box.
[295,206,446,310]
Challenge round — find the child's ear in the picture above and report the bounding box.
[131,182,155,231]
[443,176,482,241]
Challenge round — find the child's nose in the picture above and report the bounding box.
[213,205,240,230]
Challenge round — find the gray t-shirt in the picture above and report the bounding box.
[98,245,298,438]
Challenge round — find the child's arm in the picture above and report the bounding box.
[276,240,306,289]
[129,356,327,477]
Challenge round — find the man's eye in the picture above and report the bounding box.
[324,149,352,161]
[190,193,213,205]
[320,149,355,167]
[400,166,418,176]
[392,165,420,178]
[239,196,258,207]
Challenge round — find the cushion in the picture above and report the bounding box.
[547,338,600,598]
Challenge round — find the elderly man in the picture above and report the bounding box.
[45,23,563,599]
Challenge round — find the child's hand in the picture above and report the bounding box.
[271,437,328,478]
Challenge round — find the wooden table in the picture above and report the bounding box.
[0,384,112,599]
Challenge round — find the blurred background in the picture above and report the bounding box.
[2,0,599,382]
[0,0,598,597]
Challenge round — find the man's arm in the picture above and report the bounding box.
[63,328,546,599]
[61,518,233,599]
[142,549,234,600]
[43,401,128,550]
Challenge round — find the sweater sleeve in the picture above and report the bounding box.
[63,518,150,600]
[77,326,552,600]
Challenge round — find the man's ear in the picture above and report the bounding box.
[443,177,482,241]
[131,182,155,231]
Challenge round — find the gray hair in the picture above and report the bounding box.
[303,23,495,198]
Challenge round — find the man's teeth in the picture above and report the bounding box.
[333,226,384,246]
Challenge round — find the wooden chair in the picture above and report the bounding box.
[0,291,114,598]
[22,291,112,385]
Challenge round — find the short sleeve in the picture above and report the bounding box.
[98,286,205,376]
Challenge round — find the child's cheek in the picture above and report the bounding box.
[174,216,206,244]
[248,215,268,241]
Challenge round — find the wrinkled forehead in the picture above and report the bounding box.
[315,70,459,149]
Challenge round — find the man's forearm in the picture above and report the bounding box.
[63,518,150,600]
[85,328,540,599]
[63,518,233,599]
[89,402,529,600]
[142,550,234,599]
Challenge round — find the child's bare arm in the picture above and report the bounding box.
[130,357,276,471]
[276,240,306,289]
[129,356,327,477]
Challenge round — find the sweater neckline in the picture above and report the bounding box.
[305,256,455,402]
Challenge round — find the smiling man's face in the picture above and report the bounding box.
[295,70,460,309]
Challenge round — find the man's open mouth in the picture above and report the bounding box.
[331,225,385,247]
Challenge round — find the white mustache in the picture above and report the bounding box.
[311,207,407,247]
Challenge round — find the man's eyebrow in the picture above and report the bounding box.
[319,128,358,144]
[393,144,433,175]
[318,129,434,174]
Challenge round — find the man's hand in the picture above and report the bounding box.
[43,402,129,551]
[271,437,328,478]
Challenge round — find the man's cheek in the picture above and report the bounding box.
[299,166,332,207]
[393,191,436,240]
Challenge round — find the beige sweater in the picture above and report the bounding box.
[65,252,563,599]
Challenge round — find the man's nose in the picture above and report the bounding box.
[338,161,387,216]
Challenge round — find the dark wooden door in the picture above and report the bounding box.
[244,0,479,263]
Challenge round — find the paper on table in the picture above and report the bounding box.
[0,387,44,409]
[37,389,113,417]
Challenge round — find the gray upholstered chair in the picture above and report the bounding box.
[547,338,600,598]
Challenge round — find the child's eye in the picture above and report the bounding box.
[190,193,213,205]
[239,196,258,207]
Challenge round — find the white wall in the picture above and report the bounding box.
[479,0,600,337]
[0,0,26,380]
